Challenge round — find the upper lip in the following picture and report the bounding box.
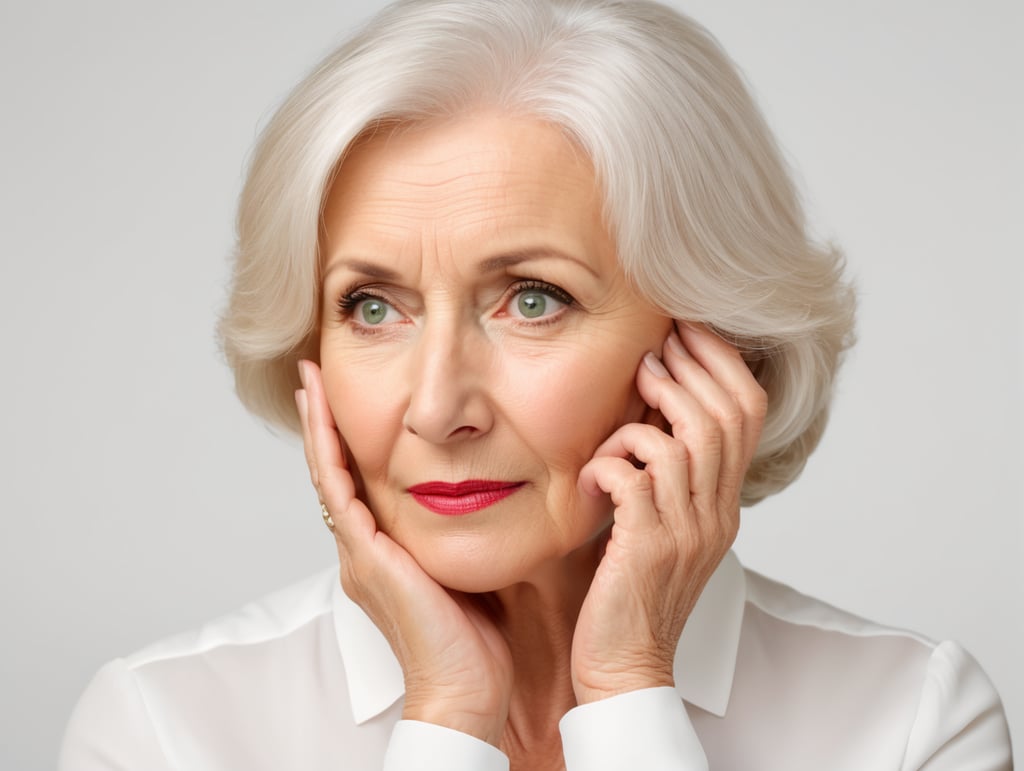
[407,480,523,496]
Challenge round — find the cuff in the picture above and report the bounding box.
[559,687,707,770]
[383,720,510,771]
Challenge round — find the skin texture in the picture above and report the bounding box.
[296,113,767,769]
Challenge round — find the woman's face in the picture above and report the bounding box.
[319,113,672,592]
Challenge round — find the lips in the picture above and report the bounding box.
[407,480,524,515]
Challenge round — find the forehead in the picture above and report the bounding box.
[321,113,608,256]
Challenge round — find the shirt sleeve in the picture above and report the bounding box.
[59,659,174,771]
[900,641,1013,771]
[383,720,510,771]
[559,687,707,770]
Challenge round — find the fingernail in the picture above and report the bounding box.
[682,319,710,337]
[294,388,308,419]
[643,351,670,378]
[665,332,688,358]
[297,359,310,388]
[577,473,604,498]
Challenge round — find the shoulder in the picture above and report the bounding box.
[731,567,1012,769]
[736,568,938,720]
[60,567,348,771]
[737,566,984,702]
[742,566,935,647]
[122,565,339,669]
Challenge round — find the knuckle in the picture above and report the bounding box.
[623,469,654,498]
[304,456,321,487]
[717,403,743,432]
[693,419,722,452]
[724,513,740,542]
[302,446,316,468]
[339,561,362,598]
[717,468,744,492]
[745,383,769,420]
[709,504,740,544]
[660,438,689,466]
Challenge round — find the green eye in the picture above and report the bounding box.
[508,282,573,322]
[360,299,390,325]
[517,292,547,318]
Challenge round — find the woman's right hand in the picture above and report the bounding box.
[297,359,513,746]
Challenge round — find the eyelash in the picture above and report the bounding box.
[336,287,387,316]
[335,280,576,330]
[505,280,576,322]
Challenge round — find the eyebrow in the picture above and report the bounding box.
[323,259,400,282]
[323,248,599,282]
[479,249,600,278]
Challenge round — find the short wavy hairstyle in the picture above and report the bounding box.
[219,0,856,506]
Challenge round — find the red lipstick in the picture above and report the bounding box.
[407,480,524,515]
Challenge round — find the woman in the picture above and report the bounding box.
[60,0,1012,769]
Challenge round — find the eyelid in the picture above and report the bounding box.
[508,279,575,306]
[334,279,576,327]
[336,284,393,312]
[502,279,576,322]
[336,284,408,331]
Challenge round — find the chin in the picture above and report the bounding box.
[414,543,535,594]
[433,571,510,594]
[405,521,606,595]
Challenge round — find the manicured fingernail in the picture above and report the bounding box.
[294,388,308,418]
[665,332,688,358]
[643,351,670,378]
[681,320,709,338]
[297,359,310,388]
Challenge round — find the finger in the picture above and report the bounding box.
[298,359,348,473]
[659,332,745,499]
[298,360,374,550]
[294,388,319,490]
[578,455,661,533]
[588,423,690,526]
[676,322,767,470]
[636,352,722,507]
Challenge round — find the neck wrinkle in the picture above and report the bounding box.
[484,533,604,743]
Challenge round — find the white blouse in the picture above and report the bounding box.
[59,552,1013,770]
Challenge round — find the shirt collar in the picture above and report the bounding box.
[672,549,745,717]
[332,580,406,724]
[332,550,746,724]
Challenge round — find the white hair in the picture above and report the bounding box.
[219,0,856,505]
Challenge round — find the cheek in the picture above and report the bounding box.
[500,343,644,473]
[320,358,403,487]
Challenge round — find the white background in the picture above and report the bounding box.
[1,1,1020,768]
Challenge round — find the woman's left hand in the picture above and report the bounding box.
[572,321,767,704]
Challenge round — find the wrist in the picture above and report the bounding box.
[401,691,507,746]
[573,662,674,706]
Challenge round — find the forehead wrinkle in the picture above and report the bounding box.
[323,113,613,293]
[378,162,510,191]
[361,195,556,260]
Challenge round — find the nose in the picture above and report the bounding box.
[402,321,493,444]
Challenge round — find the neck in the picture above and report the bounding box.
[482,533,604,752]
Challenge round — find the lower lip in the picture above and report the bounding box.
[410,484,524,515]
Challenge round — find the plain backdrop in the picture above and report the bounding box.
[1,1,1020,768]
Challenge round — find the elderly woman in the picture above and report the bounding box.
[60,0,1011,769]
